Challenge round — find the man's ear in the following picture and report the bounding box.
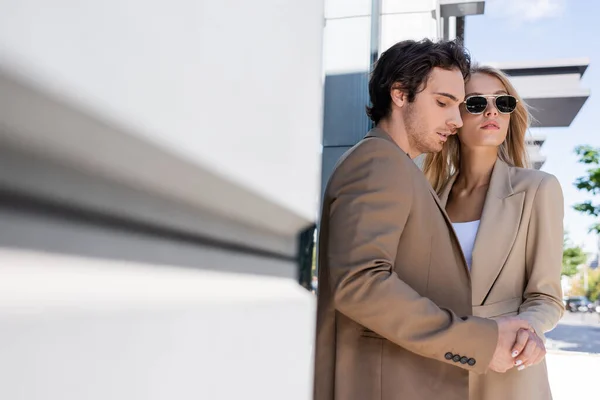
[390,84,406,108]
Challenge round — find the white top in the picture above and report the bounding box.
[451,220,481,270]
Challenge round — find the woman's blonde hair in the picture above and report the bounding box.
[423,65,531,193]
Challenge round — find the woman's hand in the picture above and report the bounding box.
[511,328,546,371]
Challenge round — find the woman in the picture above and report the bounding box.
[423,65,564,400]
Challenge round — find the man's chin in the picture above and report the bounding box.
[422,143,444,154]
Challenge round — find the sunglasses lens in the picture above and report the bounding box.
[465,96,487,114]
[496,95,517,113]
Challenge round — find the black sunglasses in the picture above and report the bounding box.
[463,95,518,115]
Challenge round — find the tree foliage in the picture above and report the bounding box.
[562,232,587,277]
[573,145,600,233]
[587,269,600,302]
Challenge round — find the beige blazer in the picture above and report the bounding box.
[314,128,499,400]
[439,159,565,400]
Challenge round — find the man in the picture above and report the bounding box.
[313,39,530,400]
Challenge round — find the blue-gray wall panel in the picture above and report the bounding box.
[322,72,372,147]
[320,146,352,200]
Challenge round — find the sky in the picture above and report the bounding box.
[465,0,600,254]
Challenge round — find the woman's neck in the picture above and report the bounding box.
[456,147,497,192]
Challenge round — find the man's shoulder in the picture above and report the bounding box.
[324,136,418,197]
[335,136,412,173]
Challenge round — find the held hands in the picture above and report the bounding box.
[511,327,546,371]
[488,317,546,373]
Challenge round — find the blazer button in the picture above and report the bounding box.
[452,355,461,363]
[468,358,476,366]
[445,352,453,360]
[460,357,468,364]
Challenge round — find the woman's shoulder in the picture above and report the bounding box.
[508,165,561,196]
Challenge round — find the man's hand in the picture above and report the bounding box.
[488,317,531,373]
[511,328,546,371]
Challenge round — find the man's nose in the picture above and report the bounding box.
[449,107,463,130]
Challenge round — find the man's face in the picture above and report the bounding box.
[402,67,465,154]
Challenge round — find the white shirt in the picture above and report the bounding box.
[451,220,481,270]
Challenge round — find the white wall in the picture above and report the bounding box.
[383,0,437,14]
[380,10,439,52]
[323,0,372,75]
[0,249,316,400]
[325,0,371,18]
[324,0,440,75]
[0,1,323,399]
[0,0,324,231]
[380,0,439,52]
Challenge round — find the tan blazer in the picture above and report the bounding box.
[439,159,565,400]
[314,128,499,400]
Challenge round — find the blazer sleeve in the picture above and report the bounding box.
[519,174,565,339]
[326,139,498,374]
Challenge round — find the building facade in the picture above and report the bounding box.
[491,59,591,169]
[322,0,486,190]
[322,0,590,183]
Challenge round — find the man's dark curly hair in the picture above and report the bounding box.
[366,39,471,125]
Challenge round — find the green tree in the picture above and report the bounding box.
[587,269,600,302]
[562,233,587,277]
[573,145,600,233]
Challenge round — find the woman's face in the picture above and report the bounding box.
[459,73,511,148]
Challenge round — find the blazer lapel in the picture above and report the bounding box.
[470,159,525,305]
[426,181,457,234]
[438,173,470,276]
[427,184,472,277]
[366,127,451,215]
[365,127,470,276]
